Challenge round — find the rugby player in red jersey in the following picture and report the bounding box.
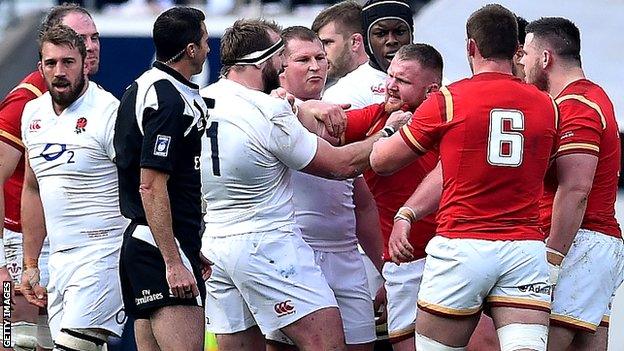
[522,17,624,351]
[371,4,558,350]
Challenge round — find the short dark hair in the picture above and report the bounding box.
[395,43,443,83]
[153,7,205,63]
[283,26,320,46]
[39,24,87,60]
[220,19,282,72]
[517,16,528,45]
[39,3,92,37]
[311,1,362,37]
[526,17,581,66]
[466,4,518,60]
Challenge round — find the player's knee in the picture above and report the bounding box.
[415,333,466,351]
[8,321,37,351]
[53,328,108,351]
[496,323,548,351]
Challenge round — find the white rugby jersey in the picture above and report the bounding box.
[200,79,318,236]
[21,82,128,253]
[322,63,387,109]
[291,172,357,252]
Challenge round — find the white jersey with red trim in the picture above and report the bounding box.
[322,63,387,109]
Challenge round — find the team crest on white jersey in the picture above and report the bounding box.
[28,119,41,132]
[75,117,87,134]
[154,135,171,157]
[371,83,386,95]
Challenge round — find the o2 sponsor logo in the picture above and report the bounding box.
[40,143,75,164]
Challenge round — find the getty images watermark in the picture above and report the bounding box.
[2,281,10,347]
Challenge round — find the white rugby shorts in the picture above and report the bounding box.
[383,258,425,341]
[551,229,624,332]
[266,248,375,344]
[47,242,124,340]
[202,225,338,334]
[418,236,550,316]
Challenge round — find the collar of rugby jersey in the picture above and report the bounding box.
[153,61,199,89]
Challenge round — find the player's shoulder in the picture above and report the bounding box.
[557,79,612,107]
[205,79,291,119]
[22,91,50,115]
[21,71,46,92]
[323,64,372,97]
[20,92,51,135]
[89,82,119,106]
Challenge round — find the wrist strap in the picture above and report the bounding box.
[394,206,417,223]
[546,247,565,266]
[382,125,396,137]
[546,247,565,259]
[24,257,39,269]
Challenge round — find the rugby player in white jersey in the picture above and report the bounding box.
[0,5,101,349]
[322,0,413,109]
[200,19,401,351]
[265,26,389,351]
[20,25,127,351]
[311,1,369,88]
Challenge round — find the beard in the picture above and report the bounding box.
[526,61,549,92]
[48,71,86,109]
[262,60,282,94]
[327,43,352,83]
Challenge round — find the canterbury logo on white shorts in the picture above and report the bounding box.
[274,300,295,317]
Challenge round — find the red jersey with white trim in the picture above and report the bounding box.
[539,79,621,238]
[0,71,46,232]
[399,72,558,241]
[345,103,437,260]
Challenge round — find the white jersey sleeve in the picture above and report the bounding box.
[266,106,318,170]
[95,97,119,161]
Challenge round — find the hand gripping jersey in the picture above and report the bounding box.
[322,63,387,109]
[115,62,209,253]
[344,102,437,260]
[399,72,558,240]
[0,71,47,232]
[21,82,127,253]
[200,78,318,236]
[539,79,621,239]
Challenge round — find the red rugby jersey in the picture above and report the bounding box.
[539,79,621,238]
[400,72,558,241]
[345,103,437,260]
[0,71,46,232]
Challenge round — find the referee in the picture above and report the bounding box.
[113,7,213,351]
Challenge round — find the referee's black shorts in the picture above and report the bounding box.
[119,222,206,319]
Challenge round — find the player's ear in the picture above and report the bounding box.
[425,83,439,96]
[351,33,364,51]
[37,61,43,76]
[82,57,89,73]
[466,38,476,58]
[541,49,551,69]
[186,43,196,59]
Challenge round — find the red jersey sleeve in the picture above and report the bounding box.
[399,88,447,154]
[555,95,604,157]
[343,103,385,144]
[0,88,40,152]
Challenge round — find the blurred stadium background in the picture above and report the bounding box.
[0,0,622,350]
